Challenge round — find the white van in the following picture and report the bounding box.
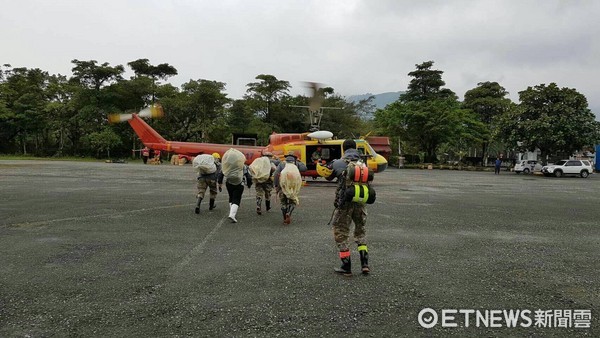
[514,160,542,174]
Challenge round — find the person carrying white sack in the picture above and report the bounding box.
[218,148,252,223]
[274,151,307,224]
[249,152,277,215]
[192,153,221,214]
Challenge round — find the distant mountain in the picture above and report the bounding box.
[346,91,403,119]
[347,91,402,109]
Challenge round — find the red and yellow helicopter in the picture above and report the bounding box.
[109,85,388,178]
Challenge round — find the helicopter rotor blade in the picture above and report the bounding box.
[305,81,324,112]
[108,113,133,123]
[108,103,164,124]
[138,103,165,118]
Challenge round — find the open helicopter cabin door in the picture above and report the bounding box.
[306,145,342,171]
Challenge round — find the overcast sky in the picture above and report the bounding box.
[2,0,599,117]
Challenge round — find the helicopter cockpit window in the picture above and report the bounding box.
[357,143,375,157]
[364,143,376,156]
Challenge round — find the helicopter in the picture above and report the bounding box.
[109,83,388,178]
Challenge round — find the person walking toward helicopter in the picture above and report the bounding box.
[274,151,307,224]
[193,153,221,214]
[329,139,375,276]
[218,148,252,223]
[250,152,278,215]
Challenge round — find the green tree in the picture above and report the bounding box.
[0,67,50,154]
[227,99,256,133]
[401,61,455,102]
[127,59,177,103]
[283,87,366,137]
[463,81,513,162]
[159,79,230,143]
[497,83,600,162]
[245,74,291,126]
[70,59,124,91]
[68,60,126,155]
[375,61,468,162]
[320,92,366,138]
[87,127,123,158]
[377,99,471,163]
[44,74,77,155]
[279,95,310,132]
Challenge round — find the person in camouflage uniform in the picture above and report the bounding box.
[253,152,278,215]
[195,153,221,214]
[329,139,370,276]
[274,151,307,224]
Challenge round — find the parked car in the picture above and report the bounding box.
[514,160,542,174]
[541,160,593,178]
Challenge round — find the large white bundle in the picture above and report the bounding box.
[280,162,302,205]
[193,154,216,175]
[249,157,272,183]
[222,148,246,185]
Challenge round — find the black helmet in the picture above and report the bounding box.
[342,139,356,150]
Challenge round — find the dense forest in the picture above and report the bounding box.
[1,59,598,163]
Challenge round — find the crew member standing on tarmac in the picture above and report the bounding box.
[194,153,221,214]
[274,151,307,224]
[330,139,371,276]
[251,152,278,215]
[494,155,503,175]
[153,149,162,164]
[142,146,150,164]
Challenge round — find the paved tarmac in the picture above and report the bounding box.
[0,160,598,337]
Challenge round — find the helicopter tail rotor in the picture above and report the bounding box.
[109,103,164,124]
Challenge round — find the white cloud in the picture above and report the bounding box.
[1,0,599,116]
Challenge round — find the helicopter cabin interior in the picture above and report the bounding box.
[305,145,342,170]
[305,143,374,170]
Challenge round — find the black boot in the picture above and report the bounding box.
[358,245,370,275]
[265,200,271,211]
[209,198,216,211]
[195,197,202,214]
[256,197,262,215]
[286,204,295,224]
[334,251,352,276]
[283,205,291,224]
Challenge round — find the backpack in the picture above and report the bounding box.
[342,160,376,204]
[193,154,217,175]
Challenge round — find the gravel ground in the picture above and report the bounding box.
[0,160,598,337]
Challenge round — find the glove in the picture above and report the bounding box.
[218,184,223,192]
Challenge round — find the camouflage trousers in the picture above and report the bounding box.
[278,189,297,208]
[197,178,218,200]
[332,202,367,251]
[255,181,273,200]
